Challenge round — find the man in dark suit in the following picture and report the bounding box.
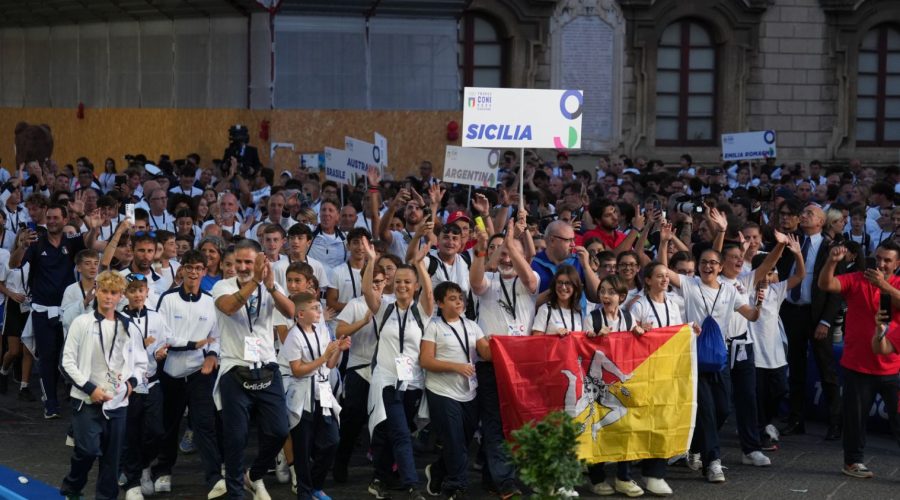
[222,125,261,177]
[777,203,844,440]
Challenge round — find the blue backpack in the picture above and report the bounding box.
[697,287,727,373]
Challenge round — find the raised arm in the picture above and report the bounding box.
[505,219,539,295]
[361,238,382,314]
[376,187,409,244]
[784,234,806,290]
[100,219,131,270]
[751,230,788,284]
[817,245,845,293]
[412,231,436,317]
[708,207,727,253]
[658,222,682,288]
[469,229,490,295]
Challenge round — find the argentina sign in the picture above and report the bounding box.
[462,87,584,149]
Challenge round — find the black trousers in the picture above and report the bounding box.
[122,384,165,491]
[842,368,900,464]
[780,302,841,426]
[334,368,369,471]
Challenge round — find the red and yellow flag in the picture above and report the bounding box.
[490,325,696,463]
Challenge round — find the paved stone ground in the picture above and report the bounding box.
[2,383,900,499]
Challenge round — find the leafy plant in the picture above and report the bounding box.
[506,411,585,498]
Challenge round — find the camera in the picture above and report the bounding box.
[748,185,774,201]
[224,125,258,179]
[673,196,706,215]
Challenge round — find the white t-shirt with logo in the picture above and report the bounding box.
[422,317,484,402]
[475,271,539,338]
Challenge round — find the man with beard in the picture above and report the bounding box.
[212,239,294,499]
[582,198,642,255]
[10,199,100,418]
[118,232,167,306]
[466,224,539,497]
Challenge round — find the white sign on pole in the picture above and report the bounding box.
[461,87,584,149]
[323,147,352,185]
[300,153,322,173]
[443,146,501,188]
[374,132,388,168]
[344,137,379,174]
[721,130,777,161]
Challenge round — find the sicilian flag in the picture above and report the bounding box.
[490,325,696,463]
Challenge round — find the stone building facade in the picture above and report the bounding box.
[465,0,900,166]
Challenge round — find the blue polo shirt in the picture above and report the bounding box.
[530,250,586,293]
[23,234,85,306]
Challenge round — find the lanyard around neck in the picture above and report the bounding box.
[97,315,121,367]
[442,317,471,363]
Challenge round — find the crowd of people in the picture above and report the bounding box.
[1,146,899,500]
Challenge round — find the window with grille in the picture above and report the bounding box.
[857,25,900,146]
[655,20,716,146]
[459,13,505,88]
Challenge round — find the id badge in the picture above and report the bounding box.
[318,382,334,408]
[507,324,524,337]
[467,368,479,391]
[104,371,120,397]
[395,355,415,381]
[243,337,262,362]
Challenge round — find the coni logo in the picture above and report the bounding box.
[554,90,583,149]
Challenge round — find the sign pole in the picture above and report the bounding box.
[519,147,525,209]
[467,185,473,210]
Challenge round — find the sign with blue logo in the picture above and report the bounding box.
[721,130,777,161]
[323,147,352,185]
[345,136,381,174]
[462,87,584,149]
[443,145,501,188]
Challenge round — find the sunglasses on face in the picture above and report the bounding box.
[126,273,147,283]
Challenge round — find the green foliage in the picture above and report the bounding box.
[506,411,585,499]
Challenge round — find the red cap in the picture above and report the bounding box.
[557,151,569,159]
[447,211,472,225]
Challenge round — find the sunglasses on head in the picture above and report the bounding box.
[134,231,157,238]
[126,273,147,283]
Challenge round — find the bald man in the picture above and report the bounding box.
[777,204,844,440]
[530,220,596,297]
[202,192,244,237]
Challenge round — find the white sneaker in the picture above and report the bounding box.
[765,424,780,442]
[208,478,227,499]
[244,470,272,500]
[614,479,644,497]
[706,459,725,483]
[154,475,172,493]
[275,450,290,484]
[645,477,673,496]
[742,450,772,467]
[140,468,155,496]
[125,486,144,500]
[65,435,75,447]
[686,453,702,471]
[590,481,615,496]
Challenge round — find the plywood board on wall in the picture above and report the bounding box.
[0,108,462,181]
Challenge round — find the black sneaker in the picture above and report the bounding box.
[424,464,443,497]
[0,373,7,394]
[44,408,60,420]
[406,488,426,500]
[18,387,35,402]
[368,479,392,499]
[447,489,468,500]
[761,436,779,452]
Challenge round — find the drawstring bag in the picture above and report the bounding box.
[697,315,727,372]
[697,286,727,373]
